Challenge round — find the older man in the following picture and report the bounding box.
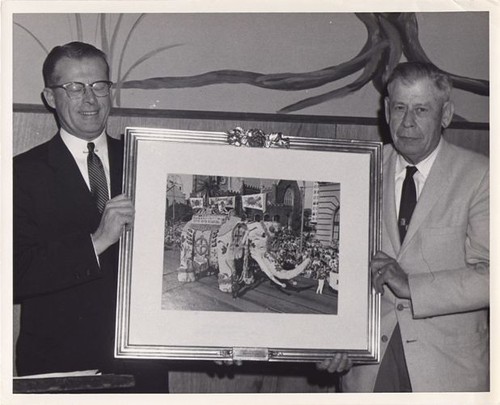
[319,62,489,392]
[13,42,135,377]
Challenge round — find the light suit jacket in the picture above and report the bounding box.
[343,139,489,392]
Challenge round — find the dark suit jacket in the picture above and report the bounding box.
[13,133,124,375]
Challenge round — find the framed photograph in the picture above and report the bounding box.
[116,127,382,363]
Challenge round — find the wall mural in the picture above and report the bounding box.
[15,13,488,114]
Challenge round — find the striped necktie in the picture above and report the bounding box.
[87,142,109,213]
[398,165,418,243]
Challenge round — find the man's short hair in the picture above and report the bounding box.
[386,62,453,102]
[43,41,109,87]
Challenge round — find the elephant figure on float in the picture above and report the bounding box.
[177,212,310,294]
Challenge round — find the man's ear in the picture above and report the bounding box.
[441,101,454,128]
[42,88,56,109]
[384,97,390,124]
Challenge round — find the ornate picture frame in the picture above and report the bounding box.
[116,127,382,363]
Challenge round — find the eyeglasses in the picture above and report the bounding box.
[48,81,113,99]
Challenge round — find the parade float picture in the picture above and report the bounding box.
[161,173,341,314]
[116,127,380,362]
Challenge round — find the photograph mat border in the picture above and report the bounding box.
[116,127,382,363]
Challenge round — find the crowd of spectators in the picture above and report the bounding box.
[164,223,185,248]
[271,228,339,280]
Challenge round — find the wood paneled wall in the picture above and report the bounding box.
[13,104,489,156]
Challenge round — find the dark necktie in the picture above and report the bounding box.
[398,166,418,243]
[87,142,109,213]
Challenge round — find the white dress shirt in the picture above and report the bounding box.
[394,139,442,217]
[60,129,111,193]
[60,129,110,261]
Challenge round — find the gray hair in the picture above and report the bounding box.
[386,62,453,102]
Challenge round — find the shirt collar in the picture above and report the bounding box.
[60,128,107,156]
[395,138,442,181]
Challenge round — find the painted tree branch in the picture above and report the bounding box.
[115,12,488,112]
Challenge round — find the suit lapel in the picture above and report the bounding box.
[47,133,124,230]
[48,133,101,230]
[398,140,453,256]
[107,135,124,198]
[383,146,401,255]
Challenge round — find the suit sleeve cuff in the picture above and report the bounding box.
[90,234,101,267]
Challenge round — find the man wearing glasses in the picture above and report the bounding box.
[13,42,136,380]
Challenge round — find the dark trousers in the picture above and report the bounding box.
[374,323,412,392]
[114,359,170,393]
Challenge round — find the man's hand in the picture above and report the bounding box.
[91,194,135,255]
[316,353,352,373]
[371,251,411,299]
